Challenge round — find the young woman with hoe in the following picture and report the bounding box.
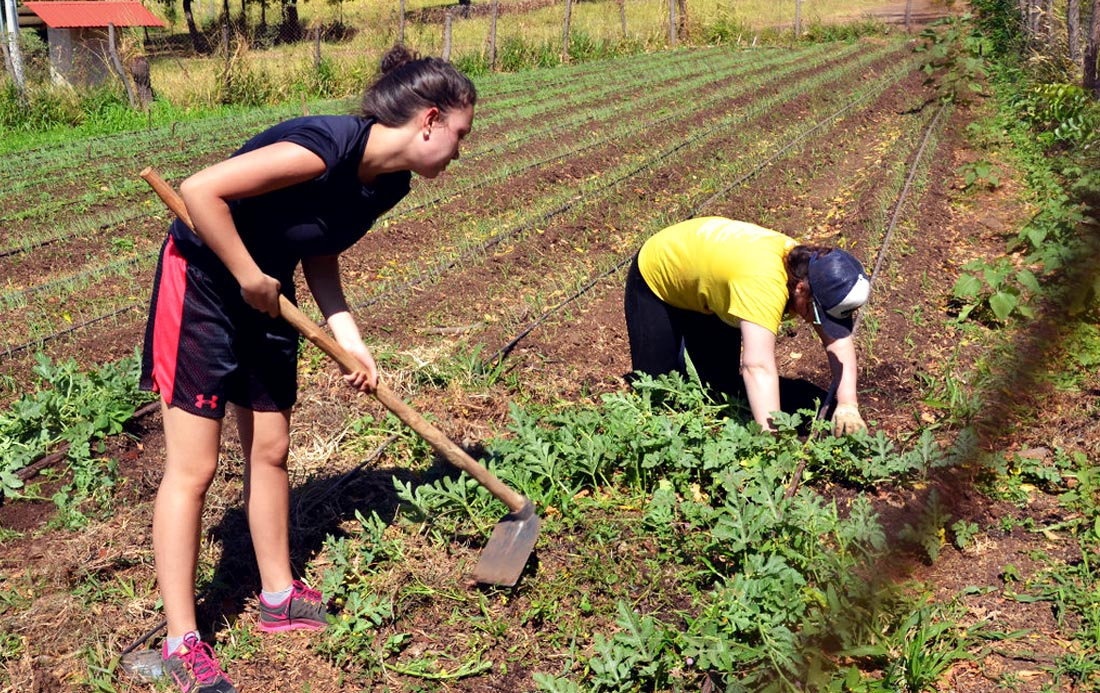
[139,45,475,692]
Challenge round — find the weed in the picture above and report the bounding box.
[951,257,1039,324]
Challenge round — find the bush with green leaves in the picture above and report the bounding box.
[951,256,1040,324]
[1016,83,1100,150]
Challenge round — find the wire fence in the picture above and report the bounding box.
[2,0,910,111]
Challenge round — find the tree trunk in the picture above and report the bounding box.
[1069,0,1082,63]
[2,0,25,88]
[1085,0,1100,98]
[562,0,573,61]
[905,0,913,33]
[107,23,137,107]
[181,0,209,52]
[677,0,687,41]
[281,0,300,41]
[619,0,626,37]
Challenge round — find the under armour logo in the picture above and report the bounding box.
[195,394,219,409]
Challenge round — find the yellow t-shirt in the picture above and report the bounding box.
[637,217,797,334]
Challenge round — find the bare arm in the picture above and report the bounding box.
[179,142,327,317]
[814,328,866,434]
[302,254,378,391]
[813,329,859,406]
[740,320,780,431]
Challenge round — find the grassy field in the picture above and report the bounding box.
[142,0,899,108]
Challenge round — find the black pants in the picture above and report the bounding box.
[623,255,744,397]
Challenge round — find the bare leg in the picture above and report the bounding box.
[153,401,222,639]
[236,406,293,592]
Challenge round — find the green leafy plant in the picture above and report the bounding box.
[0,350,151,498]
[957,159,1000,189]
[915,15,991,105]
[1016,83,1100,149]
[951,257,1040,324]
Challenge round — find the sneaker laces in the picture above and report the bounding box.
[177,634,231,685]
[291,580,322,604]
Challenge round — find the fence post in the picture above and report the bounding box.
[107,23,137,107]
[619,0,626,38]
[489,0,498,69]
[905,0,912,33]
[794,0,802,38]
[668,0,676,46]
[222,22,231,97]
[130,55,154,108]
[1068,0,1082,63]
[399,0,405,44]
[442,10,452,60]
[561,0,572,62]
[313,24,321,70]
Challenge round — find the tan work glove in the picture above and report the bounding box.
[832,402,867,436]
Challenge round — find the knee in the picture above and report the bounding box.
[248,434,290,469]
[162,457,219,497]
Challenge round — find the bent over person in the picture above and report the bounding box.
[139,45,475,692]
[624,217,870,435]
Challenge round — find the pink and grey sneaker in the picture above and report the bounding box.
[257,579,329,632]
[161,632,236,693]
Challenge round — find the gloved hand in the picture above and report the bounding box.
[832,402,867,436]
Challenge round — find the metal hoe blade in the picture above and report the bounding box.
[473,500,540,586]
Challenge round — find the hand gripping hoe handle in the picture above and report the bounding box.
[139,166,539,586]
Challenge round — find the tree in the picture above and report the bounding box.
[1086,0,1100,97]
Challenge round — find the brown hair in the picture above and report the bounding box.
[359,45,477,127]
[784,245,833,306]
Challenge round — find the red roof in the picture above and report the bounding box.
[23,2,166,28]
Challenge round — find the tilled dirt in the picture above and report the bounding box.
[1,32,1094,692]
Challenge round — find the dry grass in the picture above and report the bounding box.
[145,0,898,106]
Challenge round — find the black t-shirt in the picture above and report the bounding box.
[170,115,411,284]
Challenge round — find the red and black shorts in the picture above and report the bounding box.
[140,236,299,419]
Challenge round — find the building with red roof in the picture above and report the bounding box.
[22,1,164,86]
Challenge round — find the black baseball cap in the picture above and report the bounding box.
[807,250,870,339]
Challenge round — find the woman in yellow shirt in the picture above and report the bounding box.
[625,217,869,435]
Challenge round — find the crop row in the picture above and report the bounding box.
[0,41,920,391]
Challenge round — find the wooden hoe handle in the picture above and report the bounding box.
[139,167,528,514]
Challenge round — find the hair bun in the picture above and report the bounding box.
[380,44,418,75]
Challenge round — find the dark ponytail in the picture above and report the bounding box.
[784,244,833,296]
[360,45,477,126]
